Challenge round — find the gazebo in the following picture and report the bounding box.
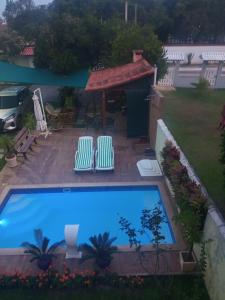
[85,50,155,137]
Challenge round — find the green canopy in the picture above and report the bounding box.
[0,61,89,88]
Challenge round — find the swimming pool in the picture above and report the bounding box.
[0,186,175,248]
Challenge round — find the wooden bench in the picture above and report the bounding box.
[14,127,37,159]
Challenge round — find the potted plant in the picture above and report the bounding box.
[175,204,201,272]
[81,232,117,270]
[21,229,64,271]
[0,135,17,167]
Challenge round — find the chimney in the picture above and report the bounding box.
[133,50,143,62]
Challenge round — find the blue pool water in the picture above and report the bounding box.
[0,186,175,248]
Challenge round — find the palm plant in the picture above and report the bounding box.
[0,135,16,159]
[21,229,64,271]
[81,232,117,269]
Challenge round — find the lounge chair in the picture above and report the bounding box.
[74,136,94,171]
[95,136,114,171]
[45,102,62,118]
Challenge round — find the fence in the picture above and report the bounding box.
[158,66,222,88]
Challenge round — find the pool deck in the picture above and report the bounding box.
[0,251,182,276]
[0,128,158,188]
[0,128,185,275]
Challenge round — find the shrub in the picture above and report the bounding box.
[0,268,146,289]
[161,141,208,258]
[192,77,210,95]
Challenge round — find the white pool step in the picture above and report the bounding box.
[137,159,163,177]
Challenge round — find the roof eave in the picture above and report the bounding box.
[85,69,154,92]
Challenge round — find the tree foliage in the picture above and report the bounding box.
[0,25,25,59]
[4,0,225,74]
[34,15,112,73]
[4,1,48,41]
[110,24,166,79]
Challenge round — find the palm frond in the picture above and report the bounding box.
[24,249,41,258]
[42,237,50,253]
[102,232,109,242]
[89,235,99,249]
[30,256,39,262]
[47,240,65,254]
[21,242,41,254]
[80,253,95,264]
[82,243,97,255]
[106,236,117,246]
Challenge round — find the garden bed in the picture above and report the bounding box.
[0,274,209,300]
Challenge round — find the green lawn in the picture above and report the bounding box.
[163,88,225,214]
[0,276,209,300]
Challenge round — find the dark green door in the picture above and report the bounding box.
[126,90,149,137]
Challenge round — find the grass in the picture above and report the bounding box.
[0,276,209,300]
[163,88,225,214]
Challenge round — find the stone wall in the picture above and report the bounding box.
[155,119,225,300]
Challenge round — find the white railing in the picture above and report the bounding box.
[158,69,175,86]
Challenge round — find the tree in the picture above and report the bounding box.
[110,24,167,79]
[0,26,25,60]
[4,1,49,41]
[34,14,112,73]
[4,0,35,22]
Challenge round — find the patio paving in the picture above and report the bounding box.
[0,128,159,189]
[0,128,183,275]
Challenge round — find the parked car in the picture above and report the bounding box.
[0,86,33,132]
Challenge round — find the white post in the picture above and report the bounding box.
[134,4,138,25]
[154,65,157,86]
[125,1,128,23]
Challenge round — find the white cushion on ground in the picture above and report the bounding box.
[137,159,162,176]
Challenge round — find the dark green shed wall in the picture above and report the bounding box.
[125,76,153,137]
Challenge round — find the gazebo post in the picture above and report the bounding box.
[215,61,224,88]
[200,61,207,78]
[173,61,180,86]
[101,90,106,130]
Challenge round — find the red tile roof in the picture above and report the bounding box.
[85,58,154,91]
[20,46,34,56]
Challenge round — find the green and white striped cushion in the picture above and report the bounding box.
[75,137,93,170]
[97,136,113,169]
